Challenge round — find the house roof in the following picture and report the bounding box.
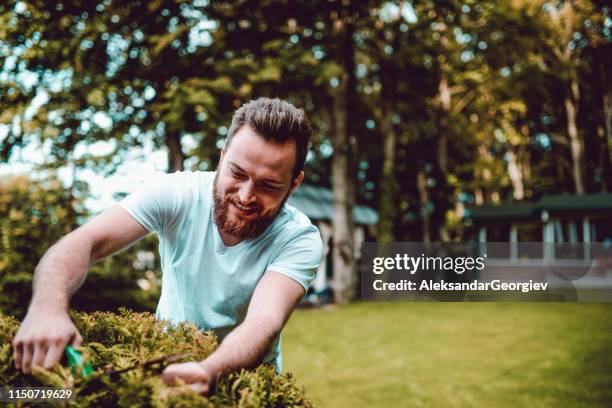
[536,193,612,212]
[288,184,379,225]
[465,193,612,221]
[464,203,538,221]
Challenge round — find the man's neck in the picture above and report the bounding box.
[218,228,242,247]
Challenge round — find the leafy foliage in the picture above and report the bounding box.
[0,309,313,407]
[0,173,161,318]
[0,173,76,317]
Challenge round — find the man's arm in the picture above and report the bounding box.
[13,204,149,373]
[161,270,305,394]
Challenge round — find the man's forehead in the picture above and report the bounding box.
[224,127,296,182]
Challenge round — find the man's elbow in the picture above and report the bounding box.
[246,314,285,340]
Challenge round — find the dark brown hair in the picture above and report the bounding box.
[225,97,312,180]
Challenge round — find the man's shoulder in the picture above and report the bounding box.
[281,203,313,226]
[161,170,214,183]
[146,170,215,211]
[265,204,324,275]
[272,204,320,240]
[151,170,215,194]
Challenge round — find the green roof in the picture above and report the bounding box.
[464,203,538,221]
[536,193,612,212]
[465,193,612,221]
[288,184,379,225]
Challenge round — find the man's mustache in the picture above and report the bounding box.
[226,196,261,212]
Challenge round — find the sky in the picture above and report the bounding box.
[0,59,171,215]
[0,134,169,215]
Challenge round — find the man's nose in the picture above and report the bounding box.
[238,181,257,205]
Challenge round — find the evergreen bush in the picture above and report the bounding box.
[0,309,312,407]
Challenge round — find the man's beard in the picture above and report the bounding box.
[213,172,290,241]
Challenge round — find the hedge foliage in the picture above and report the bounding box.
[0,309,312,407]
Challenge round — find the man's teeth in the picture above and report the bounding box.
[234,203,255,212]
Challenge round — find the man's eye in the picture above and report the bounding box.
[231,169,246,179]
[260,184,280,192]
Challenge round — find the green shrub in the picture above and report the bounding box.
[0,309,312,407]
[0,173,162,319]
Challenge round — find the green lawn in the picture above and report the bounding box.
[283,302,612,408]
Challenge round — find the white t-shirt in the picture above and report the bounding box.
[119,170,323,371]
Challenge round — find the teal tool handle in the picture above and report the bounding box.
[65,345,93,377]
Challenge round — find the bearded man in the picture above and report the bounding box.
[13,97,323,394]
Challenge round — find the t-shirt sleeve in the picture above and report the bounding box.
[267,225,323,292]
[118,172,185,234]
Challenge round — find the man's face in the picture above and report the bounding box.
[213,126,303,241]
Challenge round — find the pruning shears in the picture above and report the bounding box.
[65,345,93,377]
[64,345,193,381]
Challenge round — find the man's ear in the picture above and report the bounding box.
[289,171,304,195]
[220,147,225,161]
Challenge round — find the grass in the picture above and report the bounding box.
[283,302,612,408]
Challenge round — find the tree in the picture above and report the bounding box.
[0,0,239,175]
[539,0,605,194]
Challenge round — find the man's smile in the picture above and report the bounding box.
[230,201,259,217]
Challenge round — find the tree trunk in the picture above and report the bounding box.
[555,152,566,193]
[521,125,533,199]
[601,60,612,171]
[67,159,78,231]
[506,146,525,200]
[478,145,493,204]
[474,189,484,206]
[376,19,400,244]
[436,70,452,242]
[564,73,585,194]
[416,164,431,244]
[598,126,608,192]
[165,130,185,173]
[330,7,356,304]
[437,74,451,174]
[523,150,533,198]
[377,107,397,243]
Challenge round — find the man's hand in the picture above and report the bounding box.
[161,361,215,395]
[12,308,83,374]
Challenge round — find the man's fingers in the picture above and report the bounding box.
[31,342,47,372]
[21,343,33,374]
[12,311,81,374]
[162,362,210,384]
[12,342,23,371]
[165,381,210,396]
[186,382,210,395]
[161,362,212,396]
[43,341,66,370]
[161,365,185,384]
[71,332,83,348]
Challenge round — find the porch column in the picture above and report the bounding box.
[542,211,554,262]
[510,224,518,263]
[583,217,591,262]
